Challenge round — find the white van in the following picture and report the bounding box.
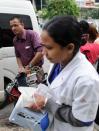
[0,0,40,99]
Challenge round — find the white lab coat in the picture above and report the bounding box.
[46,51,99,131]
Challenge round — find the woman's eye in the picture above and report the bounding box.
[46,46,53,50]
[43,45,53,50]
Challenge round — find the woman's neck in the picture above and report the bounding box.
[60,51,77,69]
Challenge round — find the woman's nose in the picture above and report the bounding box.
[42,48,47,56]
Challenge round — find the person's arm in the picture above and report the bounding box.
[28,31,43,67]
[25,52,43,74]
[14,41,25,73]
[29,52,43,67]
[45,98,93,127]
[26,92,93,127]
[16,57,25,73]
[45,76,99,127]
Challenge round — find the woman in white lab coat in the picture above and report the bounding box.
[28,16,99,131]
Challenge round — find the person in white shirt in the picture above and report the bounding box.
[27,16,99,131]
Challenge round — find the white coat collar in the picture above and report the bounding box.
[47,51,82,89]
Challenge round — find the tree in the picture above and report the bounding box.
[80,8,99,19]
[38,0,80,19]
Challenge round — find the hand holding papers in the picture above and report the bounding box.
[9,84,50,130]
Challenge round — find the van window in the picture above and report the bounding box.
[0,13,33,48]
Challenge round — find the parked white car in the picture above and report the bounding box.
[0,0,40,100]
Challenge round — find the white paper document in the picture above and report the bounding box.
[9,106,47,130]
[9,85,50,130]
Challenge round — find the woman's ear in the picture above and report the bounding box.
[66,43,75,53]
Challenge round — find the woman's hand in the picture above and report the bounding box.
[26,93,46,111]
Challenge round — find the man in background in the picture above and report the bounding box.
[10,16,43,74]
[0,16,43,109]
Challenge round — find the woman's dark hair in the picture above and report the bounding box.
[79,20,89,34]
[88,24,98,43]
[43,15,82,53]
[79,20,89,45]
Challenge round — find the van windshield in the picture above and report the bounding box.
[0,13,33,48]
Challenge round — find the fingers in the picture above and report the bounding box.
[26,93,45,111]
[24,66,31,74]
[18,67,25,73]
[25,102,42,111]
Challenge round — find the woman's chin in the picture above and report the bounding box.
[47,58,53,63]
[48,59,56,63]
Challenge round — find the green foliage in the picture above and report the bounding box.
[80,8,99,19]
[38,0,80,19]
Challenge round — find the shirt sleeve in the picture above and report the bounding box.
[45,98,93,127]
[55,104,93,127]
[31,31,42,52]
[72,76,99,122]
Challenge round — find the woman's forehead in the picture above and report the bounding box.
[41,31,53,42]
[41,30,49,38]
[41,30,59,48]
